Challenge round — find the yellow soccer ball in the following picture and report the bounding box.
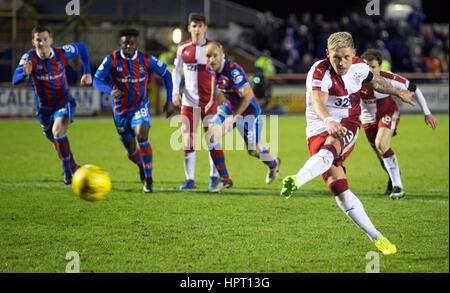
[72,165,111,202]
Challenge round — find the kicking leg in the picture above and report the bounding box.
[326,166,397,255]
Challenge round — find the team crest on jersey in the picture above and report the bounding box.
[139,64,145,73]
[117,66,123,72]
[62,45,75,54]
[57,62,63,71]
[231,69,240,77]
[37,64,43,70]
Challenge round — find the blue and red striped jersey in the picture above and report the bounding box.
[208,59,260,117]
[12,43,91,113]
[95,50,169,116]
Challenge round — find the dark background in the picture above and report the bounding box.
[229,0,449,23]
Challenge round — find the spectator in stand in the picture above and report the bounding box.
[283,13,300,40]
[300,12,312,31]
[280,31,299,65]
[297,25,314,59]
[406,4,426,35]
[297,53,314,73]
[374,40,392,72]
[248,7,448,74]
[378,30,393,60]
[311,13,326,55]
[285,50,300,73]
[391,23,413,72]
[339,16,352,33]
[253,12,270,52]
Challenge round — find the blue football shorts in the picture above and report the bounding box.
[210,102,262,148]
[37,98,76,141]
[113,103,152,144]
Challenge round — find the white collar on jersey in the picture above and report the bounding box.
[120,50,138,60]
[36,48,55,60]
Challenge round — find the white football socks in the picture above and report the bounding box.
[382,154,403,189]
[335,190,382,243]
[184,151,196,180]
[209,152,218,177]
[294,148,335,188]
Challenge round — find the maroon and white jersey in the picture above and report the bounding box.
[360,71,430,124]
[172,39,213,108]
[305,57,373,138]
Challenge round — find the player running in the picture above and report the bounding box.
[93,29,174,193]
[12,25,92,184]
[280,32,416,255]
[360,48,439,200]
[205,42,280,193]
[172,13,226,191]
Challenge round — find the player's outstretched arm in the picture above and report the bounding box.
[233,83,254,117]
[93,76,113,94]
[221,83,254,132]
[412,86,438,129]
[425,114,439,130]
[61,43,92,85]
[76,43,92,85]
[366,75,416,106]
[12,54,32,85]
[205,78,217,114]
[311,90,345,139]
[161,70,176,118]
[72,43,92,74]
[80,74,92,85]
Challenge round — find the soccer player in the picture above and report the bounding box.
[172,13,226,191]
[204,42,280,193]
[93,29,174,193]
[280,32,416,255]
[12,25,92,184]
[360,48,439,200]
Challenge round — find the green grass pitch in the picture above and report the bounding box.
[0,115,448,273]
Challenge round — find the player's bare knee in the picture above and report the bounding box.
[136,135,148,143]
[52,128,65,138]
[206,126,220,145]
[375,140,389,155]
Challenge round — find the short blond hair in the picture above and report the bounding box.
[327,32,354,51]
